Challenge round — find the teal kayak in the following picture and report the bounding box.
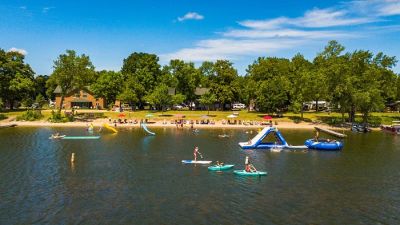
[233,170,267,176]
[208,164,234,171]
[62,136,101,140]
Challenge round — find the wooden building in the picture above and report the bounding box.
[53,86,106,109]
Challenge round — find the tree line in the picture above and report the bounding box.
[1,40,399,123]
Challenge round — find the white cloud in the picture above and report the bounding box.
[163,0,399,63]
[239,17,289,30]
[348,0,400,16]
[222,28,353,39]
[377,1,400,16]
[239,8,375,30]
[8,48,27,55]
[42,7,55,13]
[177,12,204,22]
[161,39,302,62]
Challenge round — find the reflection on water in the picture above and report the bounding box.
[1,127,400,224]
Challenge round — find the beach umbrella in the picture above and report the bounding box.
[201,115,209,119]
[145,114,154,118]
[118,113,126,118]
[263,115,273,120]
[227,114,238,118]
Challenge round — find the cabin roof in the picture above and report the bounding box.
[195,87,210,96]
[53,86,93,94]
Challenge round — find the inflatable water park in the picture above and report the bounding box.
[239,127,344,151]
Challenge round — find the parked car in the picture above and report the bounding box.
[31,103,39,109]
[232,103,246,109]
[173,104,183,110]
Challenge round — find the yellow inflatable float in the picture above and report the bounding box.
[103,123,118,133]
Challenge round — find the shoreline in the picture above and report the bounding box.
[0,119,355,130]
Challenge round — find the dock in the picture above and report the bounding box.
[315,127,346,138]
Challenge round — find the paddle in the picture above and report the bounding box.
[198,151,204,159]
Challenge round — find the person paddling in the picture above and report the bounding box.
[245,156,257,172]
[193,146,202,161]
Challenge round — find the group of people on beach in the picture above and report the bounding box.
[193,146,257,172]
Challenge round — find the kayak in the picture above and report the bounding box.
[181,160,212,164]
[233,170,267,176]
[208,164,234,171]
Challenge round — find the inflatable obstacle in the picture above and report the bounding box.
[304,139,343,151]
[103,123,118,133]
[238,127,306,150]
[141,123,155,135]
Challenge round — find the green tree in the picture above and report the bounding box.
[209,60,239,110]
[199,92,217,115]
[199,61,214,87]
[35,94,46,108]
[172,93,186,106]
[117,88,139,110]
[121,52,162,108]
[241,77,257,112]
[314,41,351,119]
[34,75,49,100]
[49,50,95,111]
[246,57,292,113]
[255,76,291,114]
[91,70,123,108]
[350,50,396,123]
[144,84,171,113]
[0,49,35,109]
[397,75,400,101]
[164,60,200,108]
[117,76,144,110]
[290,54,313,118]
[9,72,36,107]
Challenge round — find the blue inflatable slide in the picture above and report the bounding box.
[238,127,305,150]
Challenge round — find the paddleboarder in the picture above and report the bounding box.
[194,146,201,161]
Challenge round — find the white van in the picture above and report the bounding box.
[232,103,246,109]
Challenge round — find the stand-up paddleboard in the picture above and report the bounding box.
[233,170,267,176]
[208,164,234,171]
[49,135,66,139]
[141,123,155,135]
[61,136,101,140]
[218,134,230,138]
[182,160,212,164]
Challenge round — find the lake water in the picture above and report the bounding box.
[1,127,400,224]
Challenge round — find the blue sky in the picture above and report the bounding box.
[1,0,399,75]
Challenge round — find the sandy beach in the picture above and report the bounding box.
[0,118,347,130]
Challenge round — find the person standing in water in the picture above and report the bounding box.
[194,146,201,161]
[314,130,319,141]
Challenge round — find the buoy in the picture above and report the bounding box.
[71,153,75,163]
